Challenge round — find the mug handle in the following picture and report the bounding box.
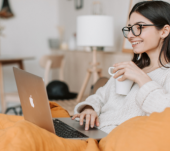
[108,67,115,76]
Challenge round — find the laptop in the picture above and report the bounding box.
[13,67,107,140]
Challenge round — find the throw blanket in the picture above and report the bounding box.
[1,101,170,151]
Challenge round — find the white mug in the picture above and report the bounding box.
[108,67,134,95]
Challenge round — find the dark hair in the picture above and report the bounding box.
[129,1,170,69]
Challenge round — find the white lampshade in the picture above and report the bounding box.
[77,15,113,47]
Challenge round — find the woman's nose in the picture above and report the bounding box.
[127,29,135,39]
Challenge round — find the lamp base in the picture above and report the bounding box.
[76,68,102,103]
[76,47,102,103]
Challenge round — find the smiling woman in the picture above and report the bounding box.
[128,1,170,70]
[72,1,170,134]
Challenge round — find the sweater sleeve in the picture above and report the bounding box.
[74,77,115,116]
[136,75,170,115]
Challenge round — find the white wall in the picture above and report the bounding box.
[1,0,59,93]
[0,0,132,98]
[58,0,130,52]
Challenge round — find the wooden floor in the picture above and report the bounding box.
[52,96,88,116]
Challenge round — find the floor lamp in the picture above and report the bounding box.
[76,15,113,102]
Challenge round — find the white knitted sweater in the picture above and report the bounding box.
[74,65,170,133]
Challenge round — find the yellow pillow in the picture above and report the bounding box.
[99,108,170,151]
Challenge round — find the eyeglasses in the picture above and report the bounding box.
[122,24,156,38]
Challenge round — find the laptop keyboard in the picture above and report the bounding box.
[53,119,88,138]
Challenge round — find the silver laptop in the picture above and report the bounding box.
[13,67,107,140]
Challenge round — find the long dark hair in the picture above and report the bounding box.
[129,1,170,69]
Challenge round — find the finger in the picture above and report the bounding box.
[113,69,125,79]
[95,116,100,127]
[71,114,80,120]
[90,114,96,128]
[113,64,127,73]
[72,114,80,119]
[85,114,91,130]
[113,61,129,67]
[79,113,86,125]
[118,75,127,81]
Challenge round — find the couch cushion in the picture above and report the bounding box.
[99,108,170,151]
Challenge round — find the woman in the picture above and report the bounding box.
[72,1,170,134]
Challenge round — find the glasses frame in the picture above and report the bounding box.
[122,24,156,38]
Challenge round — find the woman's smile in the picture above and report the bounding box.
[131,40,143,47]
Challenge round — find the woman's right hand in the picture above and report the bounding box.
[71,105,100,130]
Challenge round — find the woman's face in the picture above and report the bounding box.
[128,12,162,54]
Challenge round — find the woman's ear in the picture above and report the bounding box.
[161,25,170,39]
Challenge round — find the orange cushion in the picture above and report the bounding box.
[49,101,70,118]
[99,108,170,151]
[0,101,99,151]
[0,114,99,151]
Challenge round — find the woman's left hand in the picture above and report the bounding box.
[113,61,152,87]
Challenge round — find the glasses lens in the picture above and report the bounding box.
[132,24,141,36]
[122,27,129,38]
